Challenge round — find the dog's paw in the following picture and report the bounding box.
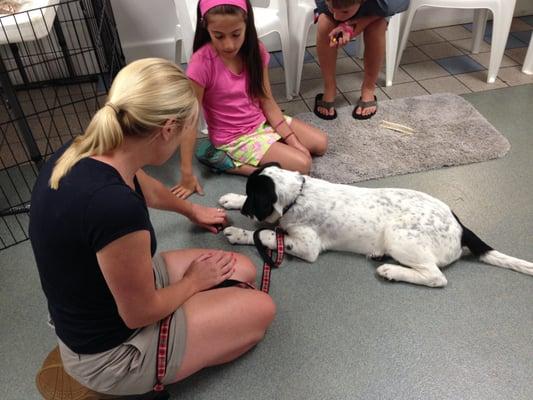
[376,264,398,281]
[223,226,252,245]
[368,251,385,261]
[218,193,246,210]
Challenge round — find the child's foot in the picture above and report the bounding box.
[353,89,378,120]
[314,93,337,120]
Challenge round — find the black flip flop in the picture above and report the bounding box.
[314,93,337,120]
[353,96,378,120]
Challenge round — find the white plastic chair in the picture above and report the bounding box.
[522,34,533,75]
[174,0,293,100]
[289,0,403,97]
[395,0,517,84]
[174,0,196,63]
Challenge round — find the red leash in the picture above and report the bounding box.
[152,314,173,398]
[254,228,285,293]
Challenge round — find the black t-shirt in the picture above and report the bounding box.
[29,144,157,354]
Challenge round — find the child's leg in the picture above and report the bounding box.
[289,118,328,156]
[316,14,338,117]
[356,18,387,117]
[226,149,312,176]
[225,142,313,176]
[225,164,257,176]
[220,116,325,176]
[261,142,312,175]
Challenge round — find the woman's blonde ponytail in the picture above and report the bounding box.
[49,58,198,189]
[49,105,123,189]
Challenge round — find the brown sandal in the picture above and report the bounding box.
[353,96,377,120]
[314,93,337,120]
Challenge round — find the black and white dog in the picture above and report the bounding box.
[219,164,533,287]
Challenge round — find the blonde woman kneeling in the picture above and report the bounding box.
[29,58,275,397]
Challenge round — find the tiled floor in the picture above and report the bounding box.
[270,16,533,115]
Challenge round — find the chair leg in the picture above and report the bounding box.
[355,35,365,59]
[293,16,313,97]
[522,35,533,75]
[385,13,402,87]
[395,8,417,76]
[279,31,293,101]
[487,3,515,83]
[472,8,489,54]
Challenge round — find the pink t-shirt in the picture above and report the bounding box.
[187,42,270,146]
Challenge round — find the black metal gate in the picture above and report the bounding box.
[0,0,125,250]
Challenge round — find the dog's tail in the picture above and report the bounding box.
[454,213,533,276]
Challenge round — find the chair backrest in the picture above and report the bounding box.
[174,0,198,61]
[175,0,198,26]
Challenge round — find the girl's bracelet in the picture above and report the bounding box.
[273,119,287,130]
[283,131,296,141]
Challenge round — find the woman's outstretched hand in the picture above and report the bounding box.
[171,174,204,199]
[184,251,236,291]
[188,203,228,233]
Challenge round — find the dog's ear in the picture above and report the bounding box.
[242,174,278,221]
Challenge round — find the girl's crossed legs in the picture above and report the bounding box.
[223,118,327,176]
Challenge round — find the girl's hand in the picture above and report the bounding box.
[286,135,311,158]
[188,203,227,233]
[329,27,350,48]
[171,174,204,199]
[184,251,236,292]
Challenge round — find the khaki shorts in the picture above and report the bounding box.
[58,254,187,396]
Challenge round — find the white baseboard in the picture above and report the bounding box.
[121,39,177,64]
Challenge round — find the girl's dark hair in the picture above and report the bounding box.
[193,0,266,99]
[327,0,362,8]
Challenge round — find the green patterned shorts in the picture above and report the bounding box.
[217,116,293,167]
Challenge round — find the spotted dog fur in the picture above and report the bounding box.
[220,165,533,287]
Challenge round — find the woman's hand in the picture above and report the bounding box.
[188,203,227,233]
[171,174,204,199]
[285,135,311,158]
[184,251,236,292]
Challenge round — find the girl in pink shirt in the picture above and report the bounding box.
[173,0,327,197]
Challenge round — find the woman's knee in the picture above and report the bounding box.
[232,252,257,283]
[247,291,276,335]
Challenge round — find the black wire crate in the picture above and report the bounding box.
[0,0,125,250]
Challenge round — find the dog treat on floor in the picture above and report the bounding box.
[379,120,415,134]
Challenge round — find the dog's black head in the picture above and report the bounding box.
[241,163,280,221]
